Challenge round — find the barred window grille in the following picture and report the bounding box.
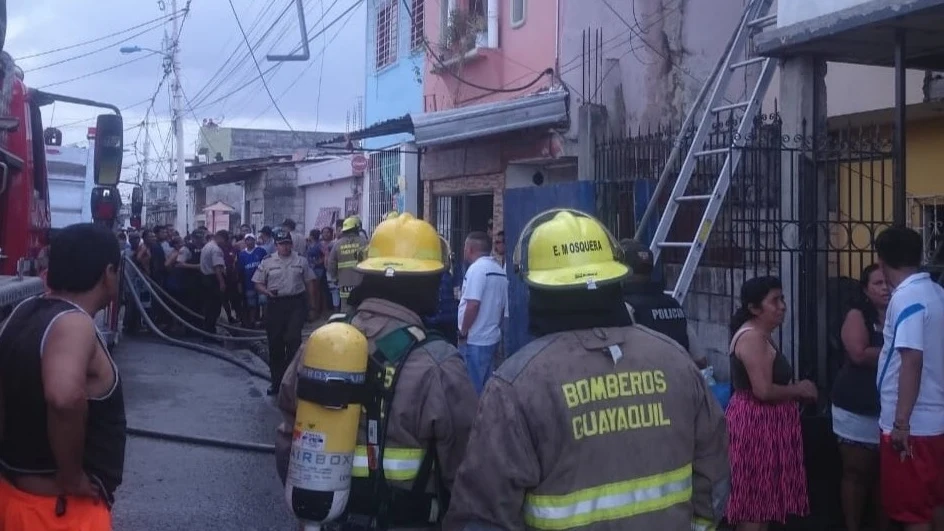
[368,148,403,230]
[410,0,425,50]
[375,0,399,70]
[345,197,359,218]
[922,200,944,264]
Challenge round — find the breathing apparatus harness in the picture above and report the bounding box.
[301,312,449,530]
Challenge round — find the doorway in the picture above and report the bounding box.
[433,192,494,277]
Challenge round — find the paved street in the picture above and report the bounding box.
[111,337,297,530]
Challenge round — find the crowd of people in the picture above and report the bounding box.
[4,209,944,531]
[117,217,357,336]
[725,226,944,531]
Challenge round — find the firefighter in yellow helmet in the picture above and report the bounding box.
[276,212,478,530]
[445,209,729,531]
[326,215,368,313]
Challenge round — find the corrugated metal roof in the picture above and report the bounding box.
[412,89,569,147]
[315,115,414,146]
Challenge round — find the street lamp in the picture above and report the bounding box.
[120,35,188,236]
[119,45,162,55]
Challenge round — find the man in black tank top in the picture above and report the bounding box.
[619,239,708,369]
[0,223,126,530]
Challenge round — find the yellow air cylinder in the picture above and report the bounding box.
[285,322,369,529]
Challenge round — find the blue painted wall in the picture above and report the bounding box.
[503,181,597,356]
[363,0,425,150]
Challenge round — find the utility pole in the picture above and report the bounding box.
[171,0,187,235]
[141,121,151,225]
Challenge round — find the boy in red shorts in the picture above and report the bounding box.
[875,227,944,530]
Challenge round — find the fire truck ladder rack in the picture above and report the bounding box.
[638,0,777,304]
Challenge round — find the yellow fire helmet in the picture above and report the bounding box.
[513,209,628,290]
[356,212,444,276]
[342,215,361,232]
[383,211,400,221]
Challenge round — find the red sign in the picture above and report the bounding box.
[351,154,368,174]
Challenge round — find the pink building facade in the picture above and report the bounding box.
[416,0,572,245]
[421,0,558,112]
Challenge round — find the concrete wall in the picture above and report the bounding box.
[763,63,927,118]
[364,0,425,149]
[777,0,872,27]
[297,157,368,231]
[560,0,746,130]
[422,0,558,111]
[303,178,359,233]
[244,168,306,232]
[197,127,342,161]
[559,0,927,134]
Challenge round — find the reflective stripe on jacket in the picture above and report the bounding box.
[444,325,730,531]
[275,298,479,518]
[326,233,367,300]
[352,445,425,481]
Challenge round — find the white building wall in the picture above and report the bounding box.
[297,157,361,234]
[303,180,355,233]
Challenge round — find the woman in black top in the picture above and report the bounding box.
[725,276,819,529]
[831,264,889,531]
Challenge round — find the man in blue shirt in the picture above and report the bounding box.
[237,234,268,326]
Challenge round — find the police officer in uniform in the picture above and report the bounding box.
[326,215,368,313]
[252,229,317,396]
[276,212,477,530]
[620,239,708,369]
[444,209,729,530]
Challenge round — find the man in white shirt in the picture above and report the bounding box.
[458,231,508,395]
[875,226,944,529]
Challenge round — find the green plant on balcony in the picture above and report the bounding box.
[442,8,485,57]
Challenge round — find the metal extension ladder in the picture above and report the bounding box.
[637,0,778,304]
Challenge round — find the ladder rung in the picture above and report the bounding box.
[694,148,728,157]
[748,14,777,28]
[663,290,674,296]
[676,194,711,203]
[657,242,693,249]
[730,57,766,70]
[712,101,750,113]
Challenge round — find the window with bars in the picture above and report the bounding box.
[375,0,399,70]
[368,148,403,230]
[410,0,425,51]
[510,0,525,27]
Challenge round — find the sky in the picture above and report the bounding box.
[7,0,366,184]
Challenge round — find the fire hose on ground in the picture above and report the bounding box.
[120,258,276,454]
[139,269,265,337]
[122,257,266,344]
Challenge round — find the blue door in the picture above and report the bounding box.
[503,181,596,356]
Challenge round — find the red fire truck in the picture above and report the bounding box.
[0,37,126,344]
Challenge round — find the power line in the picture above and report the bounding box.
[14,12,179,61]
[178,81,220,157]
[247,0,352,123]
[226,0,298,133]
[196,0,325,115]
[190,0,363,113]
[212,0,312,115]
[188,0,294,108]
[399,0,549,96]
[54,98,152,129]
[23,23,168,73]
[36,52,160,89]
[313,0,327,130]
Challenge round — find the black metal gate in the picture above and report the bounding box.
[595,113,896,387]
